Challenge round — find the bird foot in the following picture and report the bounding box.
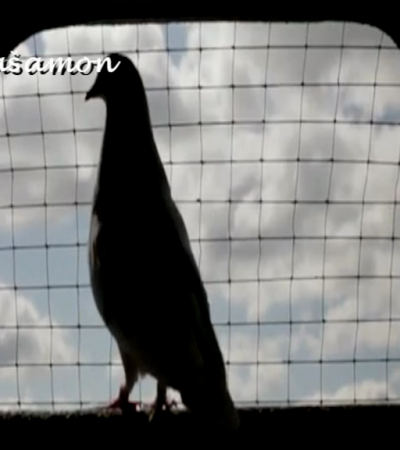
[108,398,140,412]
[107,385,140,413]
[148,398,178,422]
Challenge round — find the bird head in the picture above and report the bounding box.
[85,53,143,102]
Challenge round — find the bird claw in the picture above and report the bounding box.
[107,385,140,413]
[107,398,140,412]
[148,398,178,422]
[166,399,178,410]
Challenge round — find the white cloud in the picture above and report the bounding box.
[305,376,400,404]
[0,281,76,405]
[0,283,75,363]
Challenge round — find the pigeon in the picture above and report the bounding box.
[85,53,240,431]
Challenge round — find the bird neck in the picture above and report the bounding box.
[92,96,170,220]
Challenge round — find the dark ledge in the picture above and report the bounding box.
[0,405,398,443]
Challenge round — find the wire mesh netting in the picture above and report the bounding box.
[0,21,400,412]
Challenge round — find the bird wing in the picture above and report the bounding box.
[158,184,240,429]
[157,182,228,384]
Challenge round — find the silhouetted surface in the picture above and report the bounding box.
[0,405,398,443]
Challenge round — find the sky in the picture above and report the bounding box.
[1,21,400,412]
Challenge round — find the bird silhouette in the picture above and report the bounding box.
[86,53,240,430]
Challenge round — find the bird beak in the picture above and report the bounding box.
[85,79,99,101]
[85,90,93,101]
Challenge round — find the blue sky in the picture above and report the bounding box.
[1,21,400,411]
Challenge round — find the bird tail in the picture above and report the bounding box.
[182,382,240,431]
[214,387,240,431]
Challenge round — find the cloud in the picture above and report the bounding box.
[304,375,400,404]
[0,281,76,405]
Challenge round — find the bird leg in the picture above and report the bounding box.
[107,346,140,413]
[148,381,177,422]
[107,384,140,411]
